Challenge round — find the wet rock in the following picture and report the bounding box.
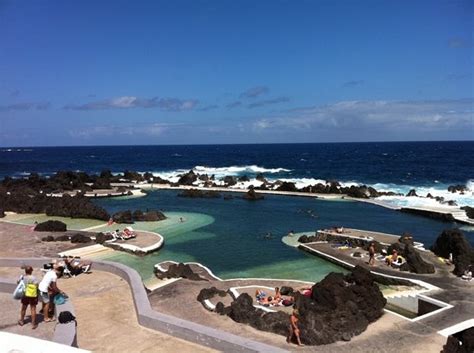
[426,193,434,198]
[41,235,55,242]
[112,210,134,224]
[406,189,418,197]
[223,176,237,186]
[238,175,250,182]
[0,209,4,218]
[177,189,221,198]
[177,170,198,185]
[255,173,266,182]
[447,184,468,194]
[243,188,264,201]
[34,220,67,232]
[431,229,474,276]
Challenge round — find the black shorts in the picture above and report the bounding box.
[21,296,38,306]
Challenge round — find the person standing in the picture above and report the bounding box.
[368,242,376,266]
[287,308,304,346]
[18,266,39,329]
[38,266,64,322]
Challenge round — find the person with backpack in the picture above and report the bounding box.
[18,266,39,329]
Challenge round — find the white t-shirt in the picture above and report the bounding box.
[38,270,57,293]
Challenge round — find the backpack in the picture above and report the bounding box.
[25,283,38,297]
[58,311,76,324]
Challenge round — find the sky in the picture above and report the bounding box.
[0,0,472,146]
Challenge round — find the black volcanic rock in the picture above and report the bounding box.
[400,244,435,274]
[95,232,114,244]
[178,189,221,198]
[177,170,198,185]
[448,184,468,194]
[155,263,205,281]
[223,176,237,186]
[388,242,435,274]
[133,210,166,221]
[344,185,372,198]
[431,229,474,276]
[256,173,267,182]
[461,206,474,219]
[0,209,4,218]
[406,189,418,197]
[215,266,386,345]
[45,195,110,221]
[34,220,67,232]
[277,182,298,192]
[123,170,144,182]
[91,177,111,190]
[238,175,250,182]
[112,210,134,224]
[441,327,474,353]
[70,233,92,243]
[243,188,264,201]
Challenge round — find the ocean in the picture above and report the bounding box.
[2,141,473,280]
[2,141,473,207]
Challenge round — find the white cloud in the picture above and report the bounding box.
[252,99,473,133]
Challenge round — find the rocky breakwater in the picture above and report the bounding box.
[198,266,386,345]
[431,229,474,276]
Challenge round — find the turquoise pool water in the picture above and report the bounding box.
[91,190,472,282]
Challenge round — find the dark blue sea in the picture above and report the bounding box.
[1,141,473,185]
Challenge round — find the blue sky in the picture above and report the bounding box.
[0,0,472,146]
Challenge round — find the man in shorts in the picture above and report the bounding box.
[38,265,65,322]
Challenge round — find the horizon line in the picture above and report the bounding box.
[1,139,473,149]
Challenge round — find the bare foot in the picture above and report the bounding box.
[18,320,24,326]
[32,324,38,329]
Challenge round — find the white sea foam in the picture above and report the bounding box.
[192,165,291,177]
[131,166,474,208]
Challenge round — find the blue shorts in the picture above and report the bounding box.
[39,291,50,304]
